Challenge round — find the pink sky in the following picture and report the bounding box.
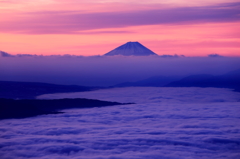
[0,0,240,56]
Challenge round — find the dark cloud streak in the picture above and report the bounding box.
[1,2,240,34]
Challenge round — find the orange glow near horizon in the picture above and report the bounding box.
[0,0,239,57]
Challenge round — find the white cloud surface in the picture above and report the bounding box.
[1,87,240,159]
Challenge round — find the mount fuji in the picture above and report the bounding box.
[104,41,157,56]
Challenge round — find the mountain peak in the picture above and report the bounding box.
[104,42,157,56]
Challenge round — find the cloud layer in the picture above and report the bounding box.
[1,2,240,34]
[1,55,240,86]
[1,87,240,159]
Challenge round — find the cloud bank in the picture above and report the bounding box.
[0,54,240,86]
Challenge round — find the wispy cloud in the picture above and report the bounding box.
[0,2,240,34]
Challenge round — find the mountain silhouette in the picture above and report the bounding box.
[0,51,13,57]
[112,69,240,92]
[104,41,157,56]
[165,69,240,92]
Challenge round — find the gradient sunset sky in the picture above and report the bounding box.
[0,0,240,56]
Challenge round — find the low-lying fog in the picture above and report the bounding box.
[1,55,240,86]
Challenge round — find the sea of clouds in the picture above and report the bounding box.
[1,87,240,159]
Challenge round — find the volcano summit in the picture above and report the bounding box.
[104,42,157,56]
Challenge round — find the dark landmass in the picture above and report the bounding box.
[0,81,96,99]
[0,98,130,120]
[114,76,182,87]
[165,69,240,92]
[112,68,240,92]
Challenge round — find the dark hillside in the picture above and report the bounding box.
[0,98,129,120]
[0,81,94,99]
[165,69,240,92]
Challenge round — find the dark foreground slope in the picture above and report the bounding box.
[0,81,94,99]
[0,98,128,120]
[165,69,240,92]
